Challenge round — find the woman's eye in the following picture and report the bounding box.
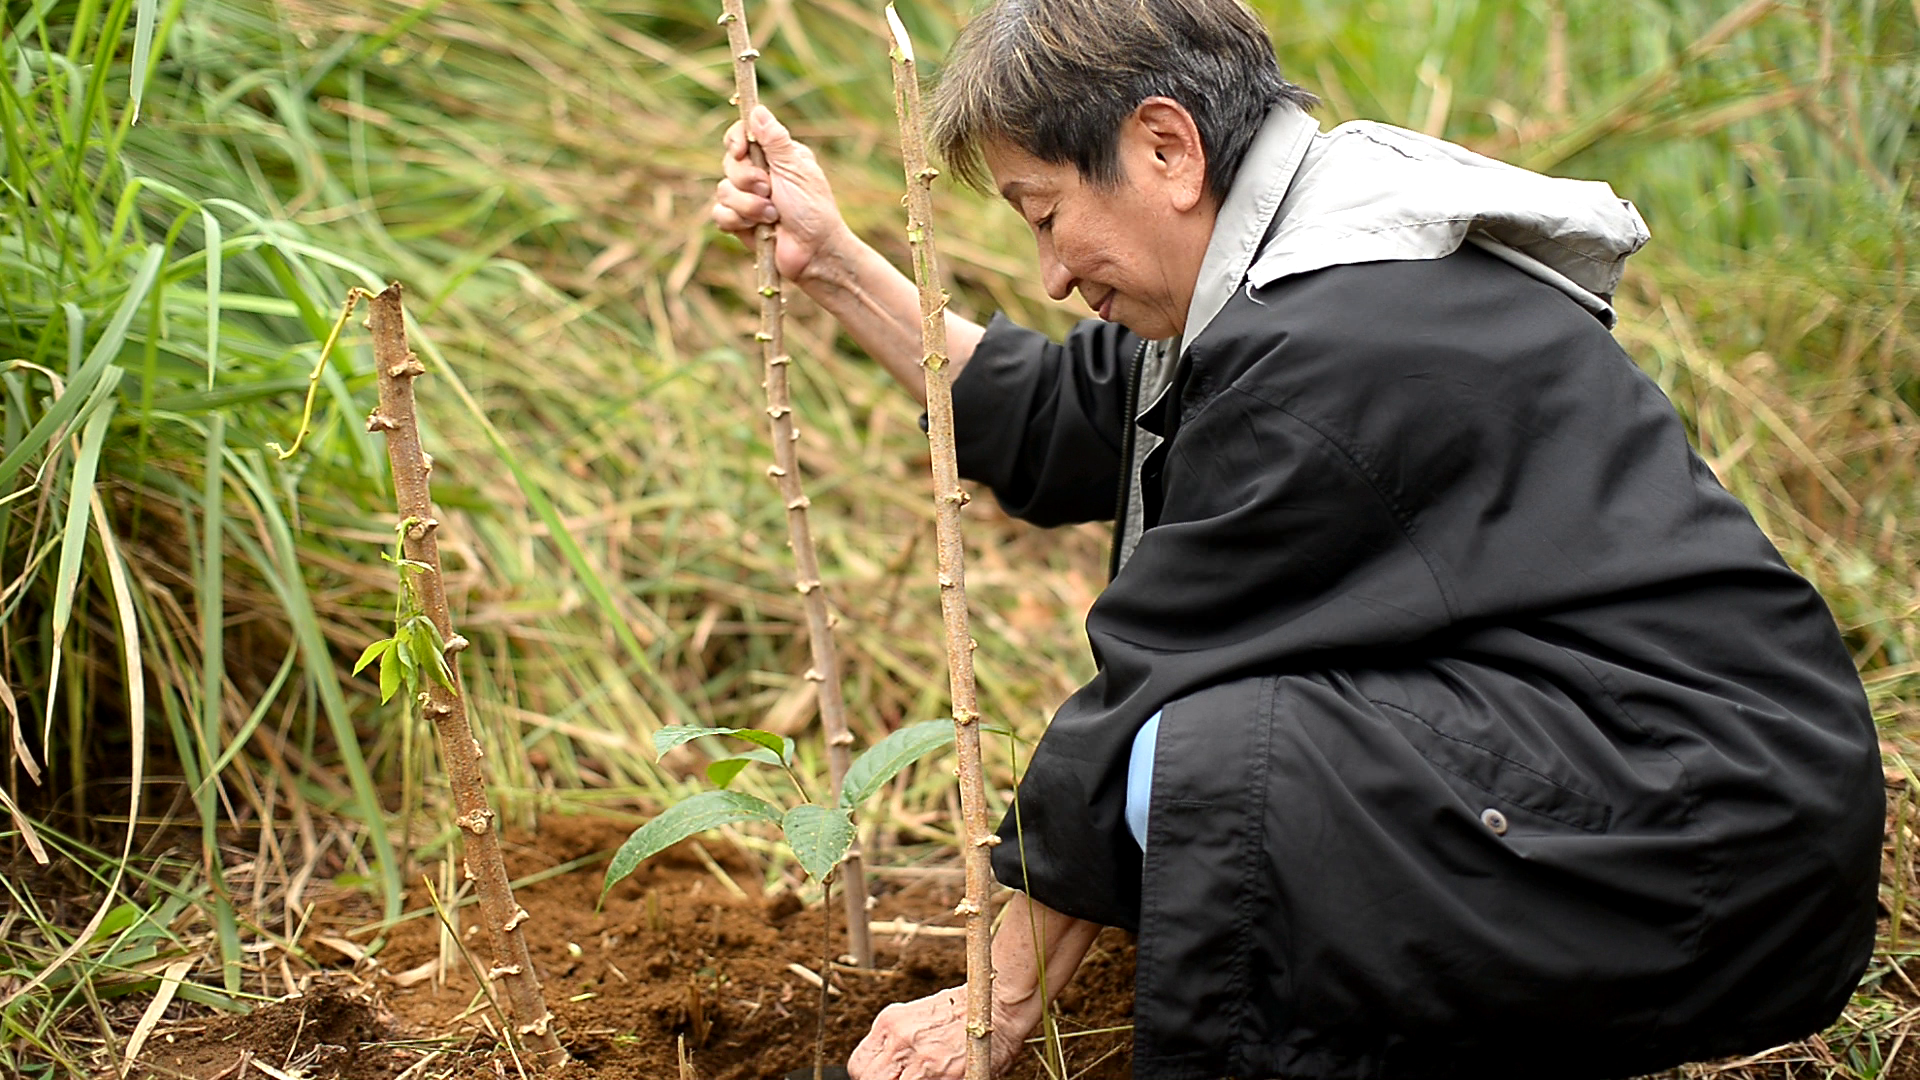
[1035,214,1054,233]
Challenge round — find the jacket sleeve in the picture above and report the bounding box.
[949,312,1141,527]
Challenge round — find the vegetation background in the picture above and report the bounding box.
[1,0,1915,1075]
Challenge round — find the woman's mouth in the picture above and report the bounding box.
[1095,291,1115,321]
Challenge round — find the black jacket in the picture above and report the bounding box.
[951,246,1881,1079]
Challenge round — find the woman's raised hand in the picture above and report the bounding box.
[712,105,853,284]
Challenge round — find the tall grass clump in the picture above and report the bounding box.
[0,0,1914,1077]
[1,0,407,1060]
[0,2,702,1071]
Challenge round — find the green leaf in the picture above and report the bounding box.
[392,619,420,675]
[201,210,221,390]
[352,638,393,675]
[654,725,719,756]
[378,643,401,704]
[705,746,785,788]
[782,804,854,883]
[49,398,118,641]
[653,725,795,766]
[41,394,119,738]
[602,791,782,899]
[401,617,454,690]
[728,728,794,764]
[0,360,121,494]
[839,721,955,809]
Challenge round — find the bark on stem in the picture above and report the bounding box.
[365,285,566,1068]
[719,0,874,970]
[885,11,995,1080]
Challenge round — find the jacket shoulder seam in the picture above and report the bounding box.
[1181,384,1460,622]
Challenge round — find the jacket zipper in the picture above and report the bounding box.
[1108,339,1150,581]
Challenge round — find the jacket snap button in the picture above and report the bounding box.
[1480,808,1509,835]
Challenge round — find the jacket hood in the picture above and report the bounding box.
[1246,120,1651,327]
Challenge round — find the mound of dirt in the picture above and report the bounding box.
[365,815,1135,1080]
[137,989,402,1080]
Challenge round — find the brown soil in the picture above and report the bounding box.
[138,990,401,1079]
[139,815,1134,1080]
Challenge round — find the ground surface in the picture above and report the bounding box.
[136,816,1136,1080]
[119,778,1920,1080]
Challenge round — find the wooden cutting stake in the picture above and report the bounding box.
[885,10,995,1080]
[718,0,874,969]
[365,284,565,1067]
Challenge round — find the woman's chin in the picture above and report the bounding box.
[1116,311,1174,340]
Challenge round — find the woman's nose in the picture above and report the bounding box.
[1038,236,1075,302]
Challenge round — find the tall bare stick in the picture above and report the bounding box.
[718,0,875,970]
[885,10,995,1080]
[365,284,565,1068]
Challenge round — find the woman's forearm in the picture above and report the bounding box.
[798,226,985,406]
[990,892,1102,1035]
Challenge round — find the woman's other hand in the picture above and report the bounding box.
[846,894,1100,1080]
[846,986,1026,1080]
[712,105,853,283]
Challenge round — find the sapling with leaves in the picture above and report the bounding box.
[717,0,876,970]
[602,721,956,1075]
[355,283,566,1068]
[602,720,955,895]
[352,520,456,866]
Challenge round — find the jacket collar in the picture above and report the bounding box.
[1175,108,1651,348]
[1180,106,1320,350]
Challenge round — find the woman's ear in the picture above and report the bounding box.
[1128,98,1208,213]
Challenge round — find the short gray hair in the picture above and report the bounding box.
[928,0,1316,203]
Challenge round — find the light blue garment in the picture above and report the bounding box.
[1125,710,1163,850]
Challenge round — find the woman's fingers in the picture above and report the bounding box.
[721,151,771,200]
[847,989,975,1080]
[711,179,776,231]
[712,104,850,281]
[848,1023,905,1080]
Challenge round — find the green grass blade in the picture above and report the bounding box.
[0,360,108,494]
[42,396,118,743]
[223,449,402,931]
[201,210,221,390]
[127,0,157,123]
[196,641,296,796]
[195,414,242,993]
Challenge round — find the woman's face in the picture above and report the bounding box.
[982,100,1217,342]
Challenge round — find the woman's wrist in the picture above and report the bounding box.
[794,221,865,293]
[990,987,1046,1047]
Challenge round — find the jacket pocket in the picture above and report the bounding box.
[1353,663,1614,833]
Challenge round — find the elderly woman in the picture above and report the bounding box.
[711,0,1882,1077]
